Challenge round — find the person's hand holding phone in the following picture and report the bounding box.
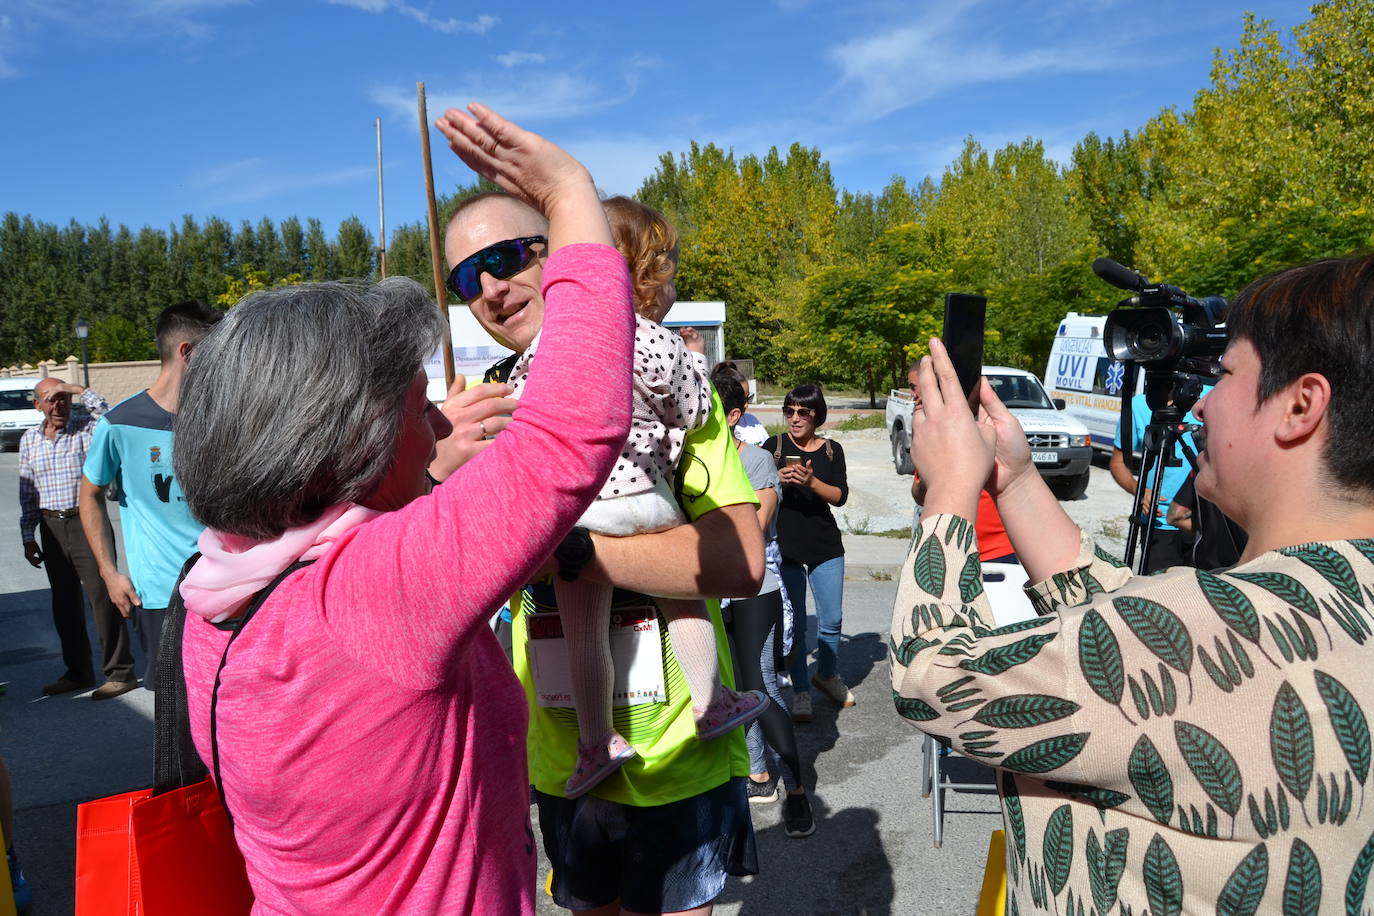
[780,456,814,488]
[910,338,995,520]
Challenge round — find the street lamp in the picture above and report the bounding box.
[74,318,90,388]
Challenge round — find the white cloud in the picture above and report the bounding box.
[495,51,546,68]
[324,0,496,35]
[0,0,245,75]
[186,157,376,207]
[828,4,1124,122]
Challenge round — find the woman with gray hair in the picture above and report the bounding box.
[171,104,635,914]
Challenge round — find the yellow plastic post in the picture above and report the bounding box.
[975,829,1007,916]
[545,868,554,897]
[0,819,17,916]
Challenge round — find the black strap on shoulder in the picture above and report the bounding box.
[152,556,316,826]
[152,553,205,797]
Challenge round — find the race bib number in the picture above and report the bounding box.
[526,606,668,709]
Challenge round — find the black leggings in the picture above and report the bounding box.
[726,590,801,787]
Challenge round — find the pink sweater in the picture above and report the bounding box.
[182,244,635,915]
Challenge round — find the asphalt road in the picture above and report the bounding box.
[0,434,1138,916]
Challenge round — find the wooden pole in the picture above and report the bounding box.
[417,82,455,389]
[375,117,387,279]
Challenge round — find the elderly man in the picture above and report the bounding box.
[431,187,765,916]
[19,378,136,698]
[79,300,222,691]
[892,253,1374,914]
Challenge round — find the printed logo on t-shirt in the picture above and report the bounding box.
[149,445,161,464]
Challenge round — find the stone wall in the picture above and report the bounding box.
[1,357,161,405]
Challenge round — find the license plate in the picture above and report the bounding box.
[1031,451,1057,464]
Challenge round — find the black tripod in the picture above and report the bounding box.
[1120,366,1204,575]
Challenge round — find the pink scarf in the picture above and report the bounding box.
[180,504,381,623]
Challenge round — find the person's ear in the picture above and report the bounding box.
[1274,372,1331,445]
[178,340,194,363]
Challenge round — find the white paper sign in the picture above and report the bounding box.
[526,606,668,709]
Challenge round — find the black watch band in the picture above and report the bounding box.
[555,526,595,582]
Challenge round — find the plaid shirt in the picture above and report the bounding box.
[18,389,110,542]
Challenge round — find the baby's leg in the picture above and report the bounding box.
[556,576,617,743]
[656,598,722,710]
[658,597,770,740]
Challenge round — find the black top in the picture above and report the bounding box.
[764,434,849,566]
[1172,473,1248,571]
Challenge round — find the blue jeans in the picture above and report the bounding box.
[781,556,845,688]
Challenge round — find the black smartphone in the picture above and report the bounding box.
[942,293,987,402]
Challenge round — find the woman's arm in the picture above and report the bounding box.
[323,110,636,686]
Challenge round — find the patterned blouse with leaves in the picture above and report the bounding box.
[889,513,1374,916]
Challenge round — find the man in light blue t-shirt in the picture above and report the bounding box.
[79,301,222,689]
[1108,388,1208,573]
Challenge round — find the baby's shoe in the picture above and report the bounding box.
[695,688,770,741]
[565,730,637,799]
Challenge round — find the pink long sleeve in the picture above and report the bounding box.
[180,243,634,915]
[318,242,635,687]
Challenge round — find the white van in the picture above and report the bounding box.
[0,377,43,450]
[1045,313,1141,454]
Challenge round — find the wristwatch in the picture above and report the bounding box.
[554,526,595,582]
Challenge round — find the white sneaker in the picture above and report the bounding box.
[791,691,813,723]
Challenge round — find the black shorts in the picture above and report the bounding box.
[534,777,757,912]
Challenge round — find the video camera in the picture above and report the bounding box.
[1091,258,1229,575]
[1093,257,1228,373]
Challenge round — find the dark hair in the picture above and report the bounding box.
[710,361,746,386]
[714,375,747,416]
[1227,251,1374,492]
[156,300,222,363]
[784,383,827,426]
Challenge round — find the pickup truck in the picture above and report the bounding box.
[886,365,1095,499]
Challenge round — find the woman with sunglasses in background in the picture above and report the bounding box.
[764,384,852,723]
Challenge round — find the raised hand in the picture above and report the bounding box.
[434,103,606,250]
[910,338,995,518]
[974,376,1035,498]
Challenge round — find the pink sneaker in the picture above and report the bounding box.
[695,689,770,741]
[565,731,637,799]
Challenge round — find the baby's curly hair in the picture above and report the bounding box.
[603,196,679,317]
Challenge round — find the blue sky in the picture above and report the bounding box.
[2,0,1313,237]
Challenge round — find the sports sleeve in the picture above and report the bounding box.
[676,390,758,522]
[82,417,119,487]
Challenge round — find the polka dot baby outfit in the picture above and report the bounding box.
[507,314,711,501]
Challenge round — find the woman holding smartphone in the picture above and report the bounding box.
[764,384,851,723]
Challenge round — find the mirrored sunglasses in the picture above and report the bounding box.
[445,236,546,302]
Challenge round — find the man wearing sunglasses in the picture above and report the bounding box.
[439,192,767,916]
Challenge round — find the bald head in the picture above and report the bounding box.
[444,194,551,354]
[33,378,73,430]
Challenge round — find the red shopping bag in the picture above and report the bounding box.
[76,778,253,916]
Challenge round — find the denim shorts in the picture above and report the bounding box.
[534,777,757,912]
